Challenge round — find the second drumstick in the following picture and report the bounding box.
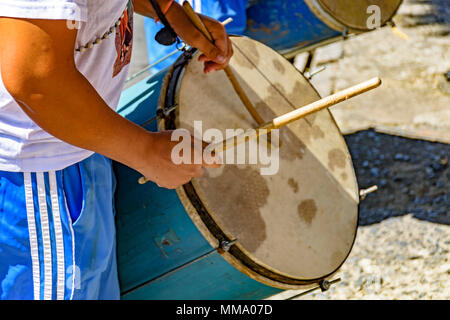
[181,1,265,127]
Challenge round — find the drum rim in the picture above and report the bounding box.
[305,0,403,33]
[158,36,360,289]
[304,0,347,32]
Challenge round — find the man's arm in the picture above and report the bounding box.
[133,0,233,73]
[0,18,217,189]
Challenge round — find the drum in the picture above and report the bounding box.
[114,36,359,299]
[244,0,403,57]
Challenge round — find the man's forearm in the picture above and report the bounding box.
[133,0,169,19]
[133,0,205,42]
[13,68,155,174]
[133,0,228,66]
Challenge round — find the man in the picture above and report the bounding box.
[0,0,231,300]
[144,0,248,73]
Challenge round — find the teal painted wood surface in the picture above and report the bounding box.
[115,70,283,299]
[116,69,166,129]
[114,162,215,294]
[122,251,281,300]
[115,69,215,294]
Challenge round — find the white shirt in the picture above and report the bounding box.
[0,0,133,171]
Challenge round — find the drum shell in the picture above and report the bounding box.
[115,36,359,298]
[114,69,284,299]
[244,0,341,54]
[143,1,401,61]
[243,0,402,57]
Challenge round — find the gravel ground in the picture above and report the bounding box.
[347,130,449,226]
[307,0,450,144]
[310,131,449,300]
[268,131,449,300]
[270,0,449,300]
[283,214,449,300]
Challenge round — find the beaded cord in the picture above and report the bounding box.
[75,12,125,53]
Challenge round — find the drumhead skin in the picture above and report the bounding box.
[306,0,403,32]
[162,37,359,288]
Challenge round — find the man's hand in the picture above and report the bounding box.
[140,131,222,189]
[134,0,233,73]
[181,14,233,74]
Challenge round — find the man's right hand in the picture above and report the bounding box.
[134,0,233,74]
[138,131,222,189]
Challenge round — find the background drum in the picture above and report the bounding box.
[141,1,403,74]
[244,0,403,58]
[114,37,359,299]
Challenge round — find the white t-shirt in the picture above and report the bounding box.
[0,0,134,172]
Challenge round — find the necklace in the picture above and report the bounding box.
[75,12,125,53]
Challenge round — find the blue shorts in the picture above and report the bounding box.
[0,153,120,300]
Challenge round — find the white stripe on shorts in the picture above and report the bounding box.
[36,172,53,300]
[49,171,65,300]
[24,172,41,300]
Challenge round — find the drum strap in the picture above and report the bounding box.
[148,0,180,46]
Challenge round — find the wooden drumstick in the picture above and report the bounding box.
[181,1,265,126]
[138,18,234,185]
[205,77,382,154]
[138,77,381,185]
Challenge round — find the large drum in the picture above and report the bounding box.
[114,37,359,299]
[244,0,403,57]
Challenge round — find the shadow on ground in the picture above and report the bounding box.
[345,130,449,226]
[398,0,450,36]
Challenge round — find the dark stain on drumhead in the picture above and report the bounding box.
[288,178,299,193]
[231,39,260,70]
[242,39,260,63]
[341,172,348,181]
[297,199,317,226]
[273,59,285,74]
[201,165,269,253]
[328,148,347,172]
[289,80,308,104]
[300,122,325,143]
[288,80,322,127]
[270,82,287,97]
[232,50,253,69]
[279,127,306,161]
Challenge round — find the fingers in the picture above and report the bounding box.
[200,60,218,74]
[148,133,222,190]
[199,139,222,168]
[191,165,205,178]
[192,24,226,63]
[195,15,232,73]
[208,22,228,62]
[196,39,226,66]
[198,43,230,73]
[202,149,223,168]
[210,36,232,65]
[203,37,232,74]
[155,165,203,189]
